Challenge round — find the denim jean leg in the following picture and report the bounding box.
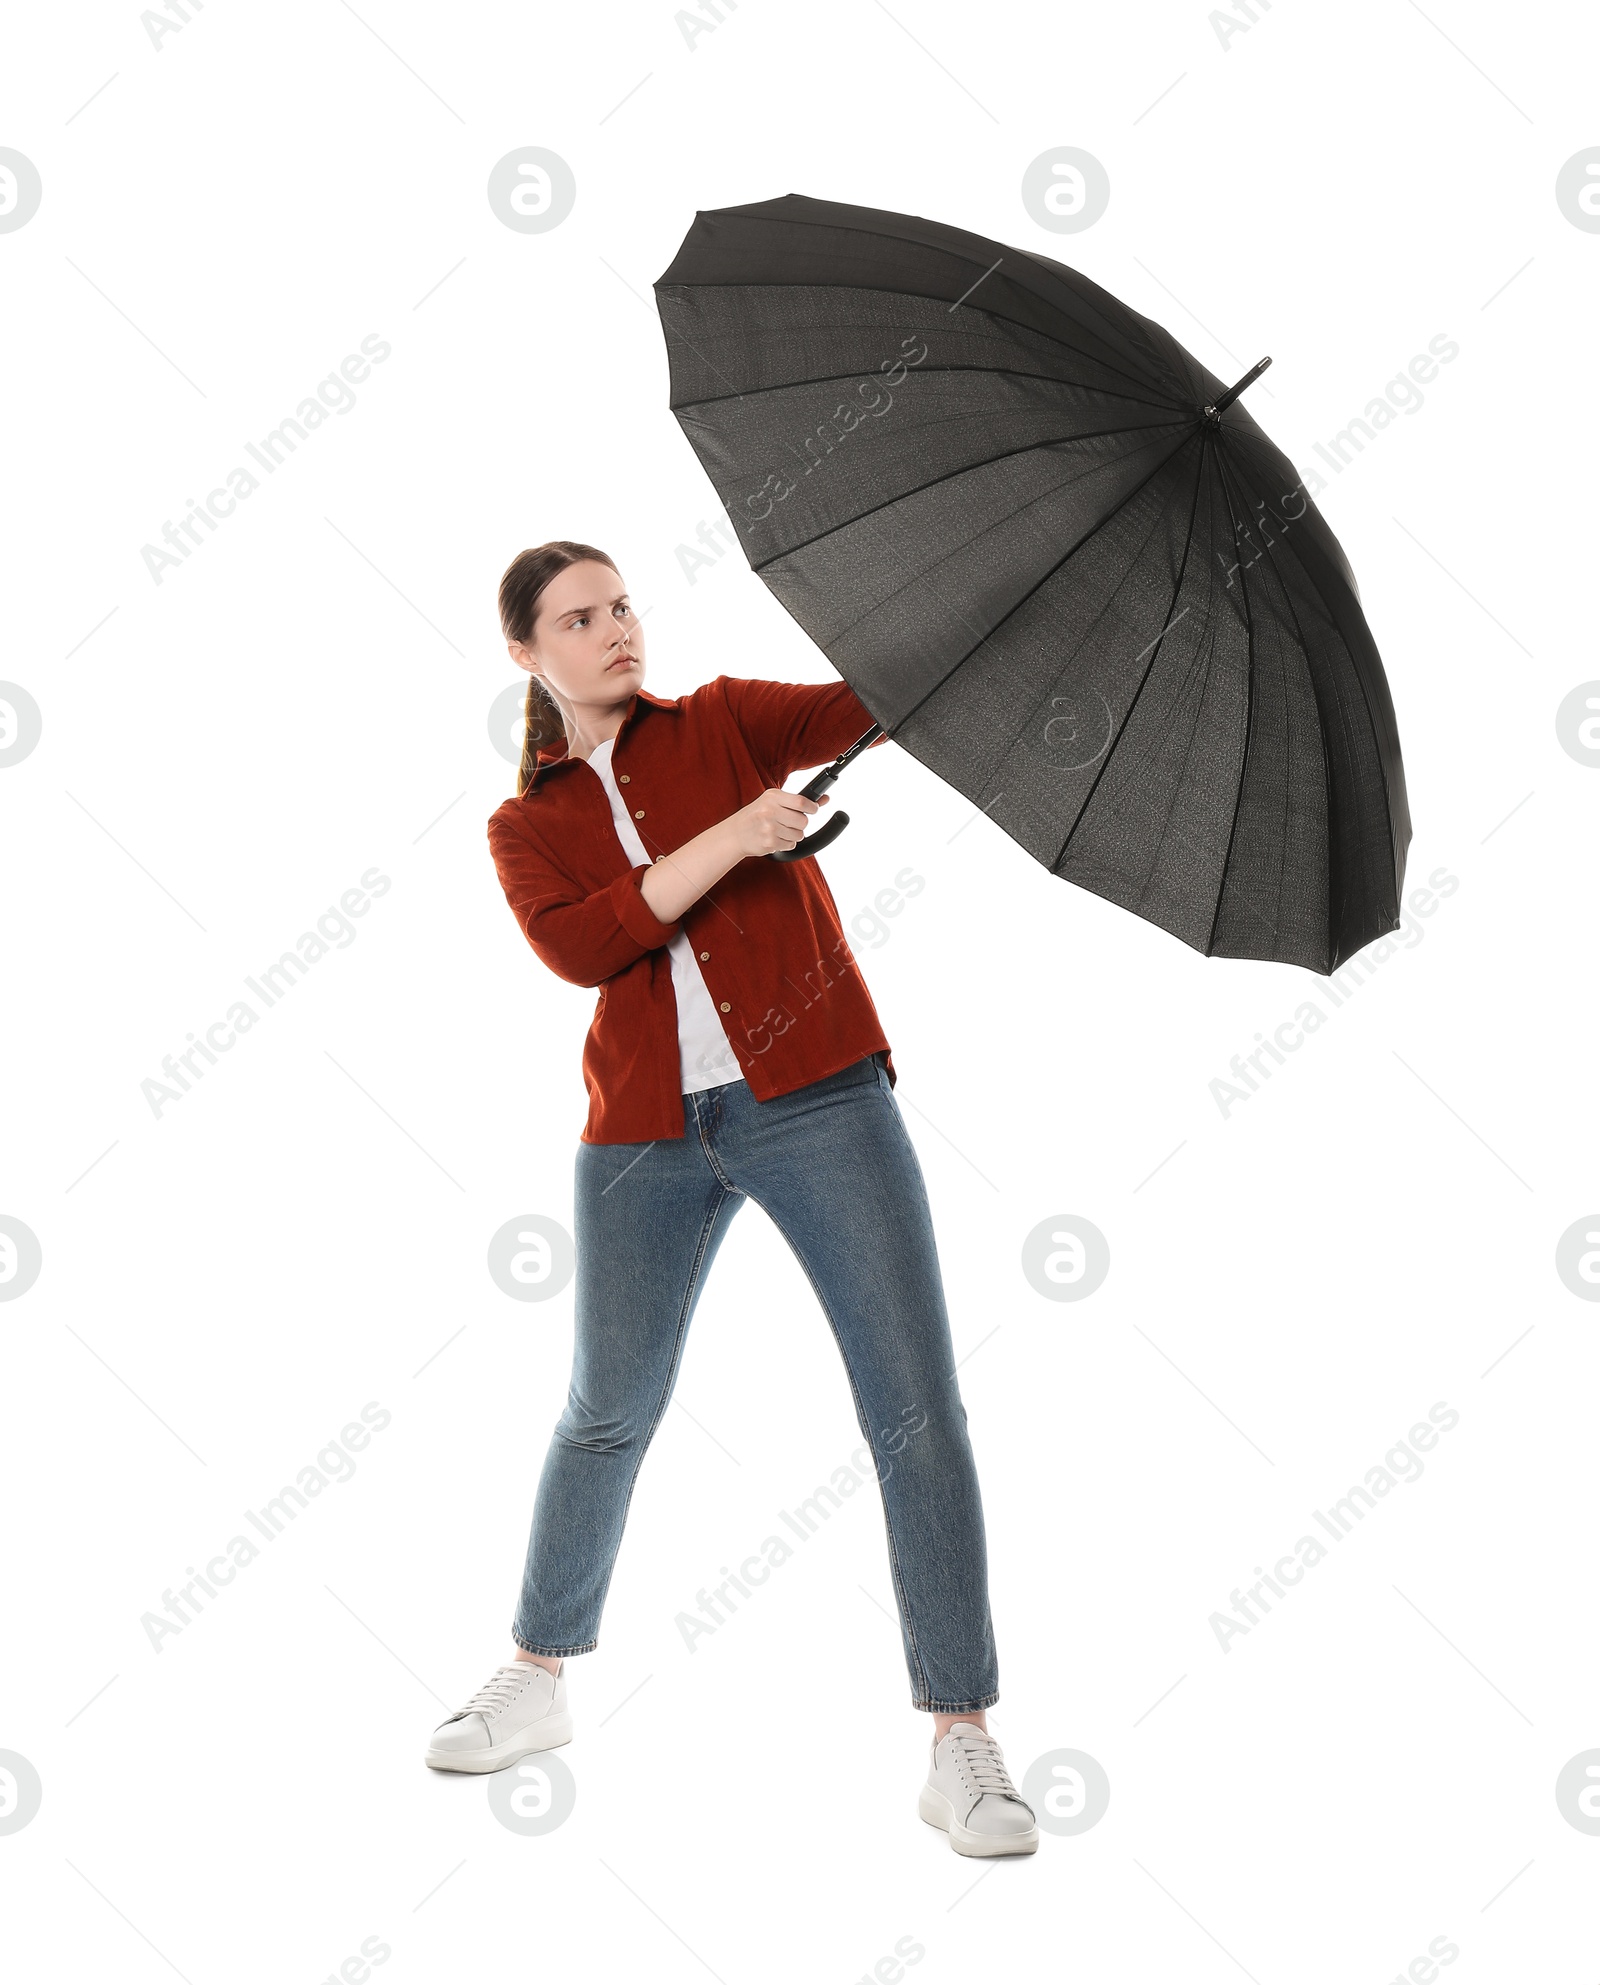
[512,1116,744,1655]
[711,1059,999,1712]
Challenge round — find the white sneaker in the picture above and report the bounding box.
[919,1721,1039,1856]
[424,1661,572,1773]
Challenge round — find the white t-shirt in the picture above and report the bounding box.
[586,737,745,1095]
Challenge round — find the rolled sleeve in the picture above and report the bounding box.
[610,861,681,950]
[489,816,680,988]
[715,675,888,785]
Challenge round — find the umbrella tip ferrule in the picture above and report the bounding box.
[1203,355,1272,424]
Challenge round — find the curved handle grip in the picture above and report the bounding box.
[764,724,882,862]
[769,808,852,861]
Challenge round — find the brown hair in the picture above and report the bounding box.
[499,540,622,798]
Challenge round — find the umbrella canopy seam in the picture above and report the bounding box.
[657,260,1181,406]
[870,428,1204,750]
[743,418,1197,579]
[1049,439,1208,880]
[1214,438,1399,962]
[663,354,1188,422]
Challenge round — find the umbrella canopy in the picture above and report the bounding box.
[653,193,1411,974]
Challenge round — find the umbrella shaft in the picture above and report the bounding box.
[799,722,884,801]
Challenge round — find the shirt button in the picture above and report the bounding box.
[619,773,630,784]
[719,1002,730,1013]
[699,950,710,961]
[634,809,645,819]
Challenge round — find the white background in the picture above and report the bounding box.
[3,1,1597,1980]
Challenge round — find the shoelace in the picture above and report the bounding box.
[945,1727,1023,1800]
[455,1666,539,1719]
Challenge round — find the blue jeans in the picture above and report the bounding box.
[513,1052,999,1712]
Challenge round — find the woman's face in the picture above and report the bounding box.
[511,559,645,711]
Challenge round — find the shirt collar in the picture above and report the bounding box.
[524,686,679,794]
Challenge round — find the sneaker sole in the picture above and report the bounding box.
[918,1783,1039,1856]
[424,1711,574,1773]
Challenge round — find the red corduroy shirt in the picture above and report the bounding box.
[487,675,898,1143]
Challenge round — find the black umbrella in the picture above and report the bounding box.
[653,193,1410,973]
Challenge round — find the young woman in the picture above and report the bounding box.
[424,540,1036,1857]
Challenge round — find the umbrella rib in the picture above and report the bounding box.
[1248,534,1336,964]
[772,438,1193,740]
[1064,450,1278,928]
[747,416,1195,576]
[867,426,1204,750]
[1202,433,1261,958]
[1045,442,1210,874]
[1212,437,1335,963]
[1214,447,1341,966]
[1119,450,1303,958]
[973,475,1189,802]
[669,357,1184,419]
[658,253,1183,407]
[1217,436,1397,965]
[1273,585,1339,968]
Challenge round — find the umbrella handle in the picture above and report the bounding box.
[769,806,852,861]
[766,722,884,862]
[768,768,851,862]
